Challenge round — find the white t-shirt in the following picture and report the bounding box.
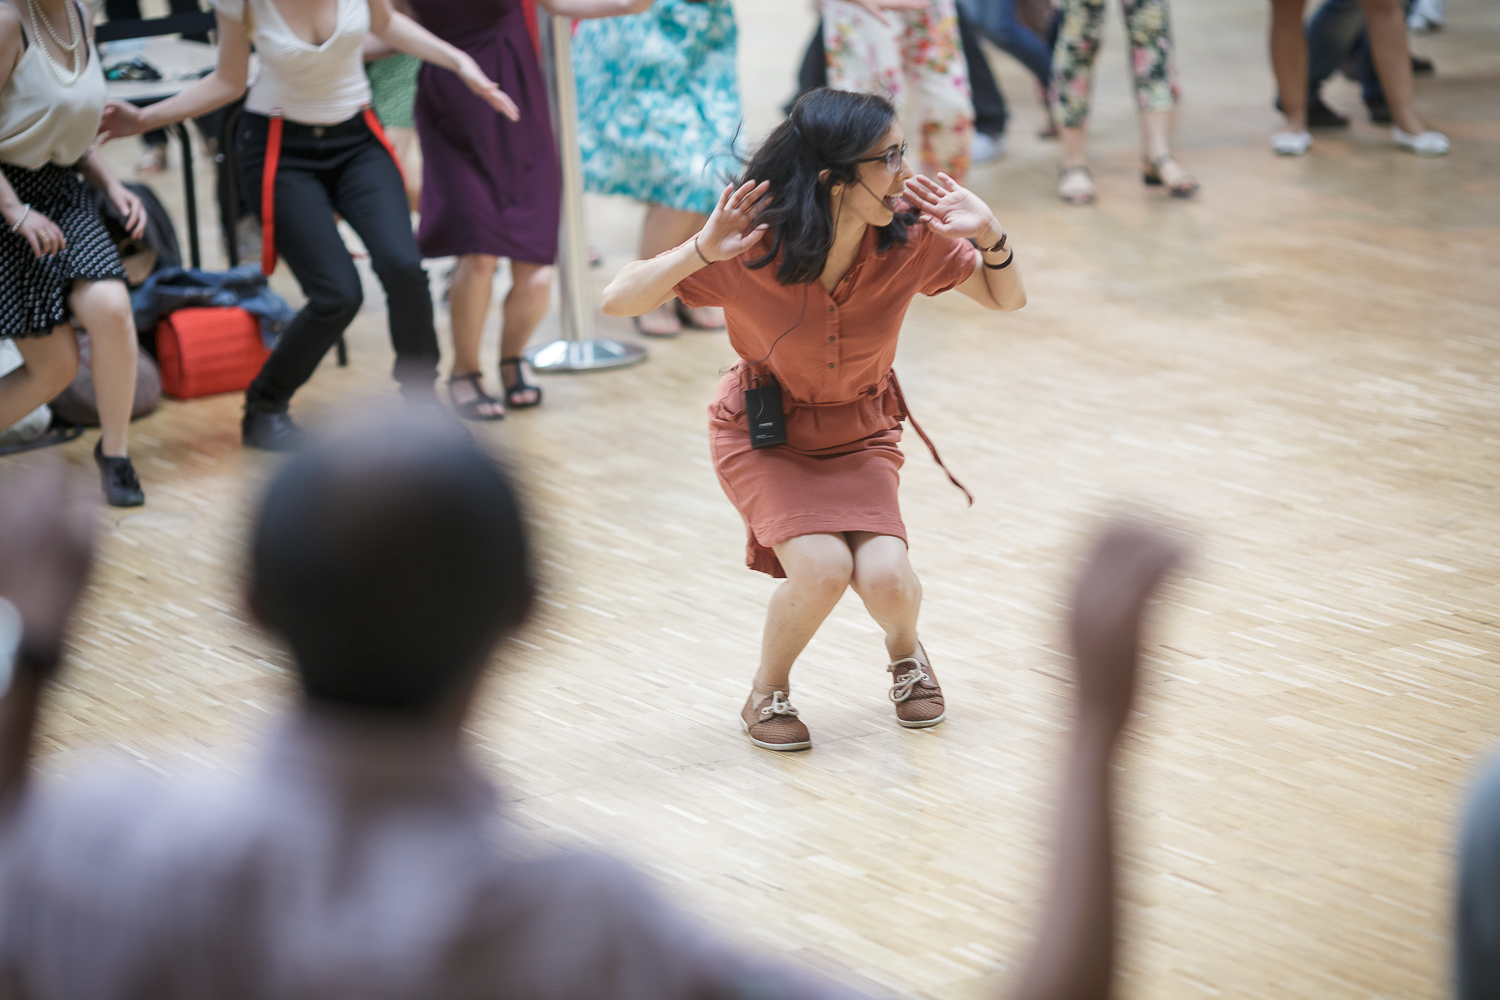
[213,0,371,125]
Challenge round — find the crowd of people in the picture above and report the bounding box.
[0,0,1454,504]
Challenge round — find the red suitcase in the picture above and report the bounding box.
[155,307,271,400]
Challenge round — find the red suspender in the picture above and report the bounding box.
[260,109,284,276]
[361,106,407,189]
[260,107,405,277]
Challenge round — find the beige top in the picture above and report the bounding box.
[0,0,105,168]
[212,0,372,125]
[0,710,866,1000]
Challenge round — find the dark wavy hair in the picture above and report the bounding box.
[741,88,915,286]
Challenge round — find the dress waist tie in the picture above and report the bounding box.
[258,106,407,277]
[888,370,973,507]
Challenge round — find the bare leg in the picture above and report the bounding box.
[637,203,715,335]
[384,125,421,213]
[447,254,504,418]
[0,326,78,433]
[1138,109,1196,188]
[69,280,136,458]
[1269,0,1309,131]
[1057,125,1097,203]
[1360,0,1426,134]
[754,533,854,697]
[499,261,552,406]
[1060,124,1088,169]
[846,531,922,661]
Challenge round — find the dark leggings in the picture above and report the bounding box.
[236,111,438,410]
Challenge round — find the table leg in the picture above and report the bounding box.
[174,121,201,270]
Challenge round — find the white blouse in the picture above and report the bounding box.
[0,1,107,169]
[213,0,371,125]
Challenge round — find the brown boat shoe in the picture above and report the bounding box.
[740,689,812,751]
[888,642,946,728]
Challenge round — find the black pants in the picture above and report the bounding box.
[793,8,1008,138]
[236,112,438,409]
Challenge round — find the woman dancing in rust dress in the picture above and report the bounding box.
[604,89,1025,751]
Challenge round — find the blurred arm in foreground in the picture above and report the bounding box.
[1013,525,1181,1000]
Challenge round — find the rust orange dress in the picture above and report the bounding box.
[675,222,978,578]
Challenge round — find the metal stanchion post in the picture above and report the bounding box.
[525,14,647,374]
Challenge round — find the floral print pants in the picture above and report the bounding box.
[822,0,973,181]
[1050,0,1179,129]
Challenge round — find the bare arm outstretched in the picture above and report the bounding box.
[1011,524,1181,1000]
[0,464,98,814]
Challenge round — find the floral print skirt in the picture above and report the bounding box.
[822,0,974,181]
[573,0,742,216]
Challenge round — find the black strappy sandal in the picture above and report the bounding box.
[499,357,543,409]
[447,372,505,422]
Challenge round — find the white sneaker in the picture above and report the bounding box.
[1270,130,1312,156]
[971,131,1007,165]
[1392,126,1449,156]
[1407,0,1442,31]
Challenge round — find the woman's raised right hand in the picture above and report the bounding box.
[97,100,148,143]
[696,180,771,263]
[8,206,66,258]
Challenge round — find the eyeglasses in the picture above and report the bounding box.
[854,142,907,173]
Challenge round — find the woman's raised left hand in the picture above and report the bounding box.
[456,56,520,121]
[903,172,1003,244]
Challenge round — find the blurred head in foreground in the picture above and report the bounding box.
[249,413,532,717]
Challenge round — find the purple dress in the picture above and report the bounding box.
[410,0,560,264]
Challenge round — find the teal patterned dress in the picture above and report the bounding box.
[573,0,742,216]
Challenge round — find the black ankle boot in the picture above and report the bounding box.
[94,440,144,507]
[242,409,306,452]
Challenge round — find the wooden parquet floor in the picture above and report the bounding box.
[4,1,1499,997]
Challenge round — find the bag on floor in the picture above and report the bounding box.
[132,264,293,354]
[92,181,181,288]
[155,307,270,400]
[50,331,162,426]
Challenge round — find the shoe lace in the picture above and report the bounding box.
[888,659,930,703]
[760,691,798,718]
[107,457,140,492]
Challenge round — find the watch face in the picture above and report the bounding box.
[0,597,19,697]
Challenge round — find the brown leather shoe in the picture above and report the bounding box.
[741,690,811,751]
[888,643,946,728]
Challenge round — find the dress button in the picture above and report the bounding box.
[827,305,834,313]
[828,336,835,342]
[828,362,835,369]
[312,126,325,138]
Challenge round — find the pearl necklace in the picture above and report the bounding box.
[26,0,82,85]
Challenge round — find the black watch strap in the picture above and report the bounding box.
[983,249,1015,270]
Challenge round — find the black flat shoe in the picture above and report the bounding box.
[1365,96,1393,124]
[500,357,542,409]
[94,440,144,507]
[242,409,306,452]
[1279,94,1350,129]
[447,372,505,421]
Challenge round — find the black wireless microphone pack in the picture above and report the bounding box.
[744,376,788,449]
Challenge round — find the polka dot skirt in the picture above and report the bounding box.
[0,161,125,340]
